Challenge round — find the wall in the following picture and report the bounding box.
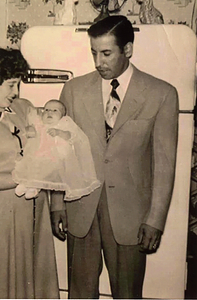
[1,0,196,49]
[0,1,7,48]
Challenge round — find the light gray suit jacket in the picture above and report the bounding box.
[59,65,179,245]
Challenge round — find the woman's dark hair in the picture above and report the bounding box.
[87,15,134,52]
[0,48,29,85]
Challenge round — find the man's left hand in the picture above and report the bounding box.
[137,223,162,253]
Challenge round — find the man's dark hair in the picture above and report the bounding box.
[0,48,29,85]
[87,15,134,51]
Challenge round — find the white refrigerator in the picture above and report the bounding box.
[20,24,196,299]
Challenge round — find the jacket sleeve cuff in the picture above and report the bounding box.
[50,191,66,212]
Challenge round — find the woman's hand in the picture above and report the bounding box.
[25,125,36,138]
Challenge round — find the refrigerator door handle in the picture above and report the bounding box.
[22,68,73,84]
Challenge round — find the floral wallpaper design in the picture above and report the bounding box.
[4,0,196,49]
[136,0,164,24]
[42,0,63,17]
[7,21,29,47]
[8,0,30,10]
[166,0,192,7]
[191,0,197,33]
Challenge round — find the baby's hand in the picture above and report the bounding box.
[47,128,71,140]
[26,125,36,138]
[47,128,60,137]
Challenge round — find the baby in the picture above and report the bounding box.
[12,99,100,200]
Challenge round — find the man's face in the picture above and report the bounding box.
[90,34,130,80]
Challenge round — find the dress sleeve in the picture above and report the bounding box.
[0,99,33,190]
[0,124,17,190]
[56,116,78,142]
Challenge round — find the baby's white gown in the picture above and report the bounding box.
[12,110,100,201]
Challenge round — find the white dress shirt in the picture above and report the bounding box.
[102,62,133,113]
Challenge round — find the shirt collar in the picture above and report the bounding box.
[116,62,133,90]
[102,62,133,104]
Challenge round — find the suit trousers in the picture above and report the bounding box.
[67,186,146,299]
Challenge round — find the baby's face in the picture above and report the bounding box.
[42,101,63,125]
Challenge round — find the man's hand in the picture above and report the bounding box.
[137,223,162,253]
[50,210,67,241]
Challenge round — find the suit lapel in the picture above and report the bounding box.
[111,66,147,138]
[82,72,106,148]
[80,67,148,145]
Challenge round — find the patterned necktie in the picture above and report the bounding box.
[105,79,121,141]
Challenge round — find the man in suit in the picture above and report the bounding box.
[51,15,179,299]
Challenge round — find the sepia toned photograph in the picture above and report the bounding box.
[0,0,197,299]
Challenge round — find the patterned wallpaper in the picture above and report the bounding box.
[3,0,196,49]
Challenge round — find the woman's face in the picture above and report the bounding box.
[0,78,20,110]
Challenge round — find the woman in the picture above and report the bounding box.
[0,48,60,298]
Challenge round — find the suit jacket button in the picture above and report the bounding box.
[105,159,109,163]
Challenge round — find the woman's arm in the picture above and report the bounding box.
[0,172,17,190]
[0,98,33,191]
[25,125,37,138]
